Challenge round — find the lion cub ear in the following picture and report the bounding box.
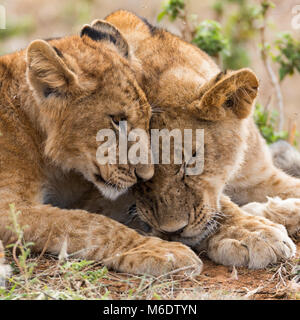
[192,68,259,121]
[26,40,78,101]
[80,20,129,59]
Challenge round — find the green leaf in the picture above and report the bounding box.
[157,11,167,22]
[192,20,228,57]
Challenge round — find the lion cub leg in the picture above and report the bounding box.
[242,197,300,236]
[0,202,202,277]
[206,196,296,269]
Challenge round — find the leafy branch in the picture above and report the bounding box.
[157,0,300,145]
[258,0,284,131]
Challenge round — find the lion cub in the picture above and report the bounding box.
[0,21,202,276]
[104,11,299,269]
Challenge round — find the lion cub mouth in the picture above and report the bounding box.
[93,173,128,200]
[94,173,105,184]
[171,218,220,246]
[134,208,220,246]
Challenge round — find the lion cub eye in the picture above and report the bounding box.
[224,98,234,108]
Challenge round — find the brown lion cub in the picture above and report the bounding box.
[105,10,299,269]
[0,22,202,276]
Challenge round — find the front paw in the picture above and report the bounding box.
[207,213,296,269]
[110,237,203,276]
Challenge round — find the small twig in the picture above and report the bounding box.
[264,94,272,111]
[259,3,284,131]
[39,291,57,300]
[12,237,23,275]
[135,264,199,295]
[37,225,54,261]
[243,285,264,298]
[179,10,194,42]
[270,263,287,288]
[230,266,239,280]
[288,120,297,145]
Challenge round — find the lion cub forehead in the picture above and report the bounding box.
[157,67,213,105]
[167,67,205,84]
[46,36,133,92]
[160,65,219,91]
[49,36,120,71]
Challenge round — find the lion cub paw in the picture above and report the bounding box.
[111,237,203,277]
[207,213,296,269]
[242,197,300,236]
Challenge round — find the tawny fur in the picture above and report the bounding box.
[270,140,300,178]
[104,10,299,269]
[0,22,202,276]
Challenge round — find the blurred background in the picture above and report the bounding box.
[0,0,299,146]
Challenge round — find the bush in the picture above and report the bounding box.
[157,0,300,146]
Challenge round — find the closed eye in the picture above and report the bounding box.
[184,151,197,167]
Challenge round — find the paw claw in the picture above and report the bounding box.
[207,216,296,269]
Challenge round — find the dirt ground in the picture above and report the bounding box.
[191,242,300,300]
[109,242,300,300]
[96,242,300,300]
[5,242,296,300]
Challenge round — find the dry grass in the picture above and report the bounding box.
[0,247,299,300]
[0,253,245,300]
[0,205,299,300]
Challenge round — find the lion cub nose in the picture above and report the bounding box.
[160,223,187,236]
[135,164,154,181]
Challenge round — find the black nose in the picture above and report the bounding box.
[161,226,186,236]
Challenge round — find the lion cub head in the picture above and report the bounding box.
[133,69,258,246]
[104,10,259,244]
[26,21,153,200]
